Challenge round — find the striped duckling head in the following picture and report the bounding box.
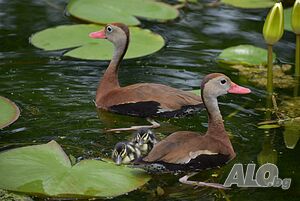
[112,141,141,165]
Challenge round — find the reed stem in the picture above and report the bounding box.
[296,34,300,77]
[267,45,273,95]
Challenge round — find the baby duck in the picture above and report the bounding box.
[112,141,141,165]
[132,128,158,155]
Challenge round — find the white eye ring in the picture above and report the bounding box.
[220,79,227,85]
[106,26,113,33]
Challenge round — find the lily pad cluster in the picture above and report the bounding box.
[217,45,295,88]
[0,141,150,198]
[30,0,184,60]
[0,96,20,129]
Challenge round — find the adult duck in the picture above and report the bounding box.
[138,73,251,188]
[89,23,203,120]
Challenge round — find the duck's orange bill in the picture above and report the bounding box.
[228,82,251,94]
[89,29,106,39]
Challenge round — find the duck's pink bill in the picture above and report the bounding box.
[89,30,106,39]
[228,82,251,94]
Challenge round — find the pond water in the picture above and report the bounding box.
[0,0,299,200]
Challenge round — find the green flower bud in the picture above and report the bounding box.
[292,0,300,34]
[263,2,284,45]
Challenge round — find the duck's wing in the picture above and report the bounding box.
[141,131,233,172]
[97,83,203,117]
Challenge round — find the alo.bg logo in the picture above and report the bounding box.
[223,163,291,189]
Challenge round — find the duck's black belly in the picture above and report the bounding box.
[139,154,231,173]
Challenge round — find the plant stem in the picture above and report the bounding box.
[267,45,273,95]
[296,34,300,77]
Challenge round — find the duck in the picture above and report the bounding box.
[89,23,203,119]
[132,128,158,155]
[112,141,141,165]
[136,73,251,189]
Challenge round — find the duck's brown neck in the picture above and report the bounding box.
[96,37,129,101]
[201,90,226,137]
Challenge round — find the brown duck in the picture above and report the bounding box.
[138,73,251,188]
[89,23,203,118]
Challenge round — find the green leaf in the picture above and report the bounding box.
[0,141,150,198]
[284,8,292,32]
[284,119,300,149]
[0,96,20,129]
[30,24,165,60]
[67,0,179,26]
[221,0,274,9]
[217,45,276,66]
[257,124,280,129]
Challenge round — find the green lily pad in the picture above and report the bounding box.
[0,96,20,129]
[30,24,165,60]
[67,0,179,26]
[221,0,274,9]
[284,8,292,32]
[217,45,276,66]
[0,140,150,199]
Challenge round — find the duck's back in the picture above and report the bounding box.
[97,83,203,117]
[140,131,233,172]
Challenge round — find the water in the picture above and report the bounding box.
[0,0,299,200]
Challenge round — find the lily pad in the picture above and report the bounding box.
[284,8,292,32]
[0,141,150,199]
[217,45,276,66]
[221,0,274,9]
[67,0,179,26]
[0,96,20,129]
[30,24,165,60]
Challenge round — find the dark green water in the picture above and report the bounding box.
[0,0,299,200]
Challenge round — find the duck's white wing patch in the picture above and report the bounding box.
[179,150,219,164]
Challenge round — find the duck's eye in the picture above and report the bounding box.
[106,26,113,33]
[220,79,227,85]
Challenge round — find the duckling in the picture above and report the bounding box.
[132,128,158,155]
[112,141,141,165]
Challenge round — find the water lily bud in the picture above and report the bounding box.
[263,2,284,45]
[292,0,300,34]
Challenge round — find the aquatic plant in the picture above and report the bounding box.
[263,2,284,94]
[291,0,300,76]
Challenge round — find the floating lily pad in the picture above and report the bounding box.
[30,24,165,60]
[0,141,150,199]
[67,0,179,26]
[221,0,274,9]
[284,8,292,32]
[217,45,276,66]
[0,96,20,129]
